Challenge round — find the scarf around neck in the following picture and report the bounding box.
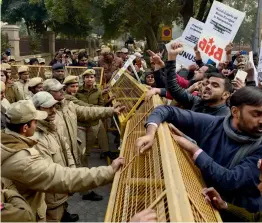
[223,115,262,168]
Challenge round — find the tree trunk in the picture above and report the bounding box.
[196,0,209,21]
[25,21,31,36]
[145,26,159,52]
[180,0,194,28]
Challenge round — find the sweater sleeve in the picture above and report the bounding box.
[166,60,200,109]
[146,105,216,143]
[221,203,262,222]
[195,149,262,192]
[153,68,166,88]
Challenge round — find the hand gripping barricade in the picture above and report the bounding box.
[105,95,222,222]
[10,65,105,88]
[108,71,148,136]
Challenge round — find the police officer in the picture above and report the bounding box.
[1,100,124,222]
[12,65,30,101]
[28,77,44,97]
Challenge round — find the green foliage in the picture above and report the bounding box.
[223,0,257,46]
[44,0,92,38]
[1,0,48,34]
[1,32,11,53]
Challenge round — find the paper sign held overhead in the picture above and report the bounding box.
[181,17,204,47]
[110,55,136,86]
[198,0,245,63]
[257,41,262,73]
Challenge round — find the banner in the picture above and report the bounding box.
[257,42,262,73]
[166,38,209,68]
[110,55,136,86]
[181,17,204,47]
[198,1,245,63]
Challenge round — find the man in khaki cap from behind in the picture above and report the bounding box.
[11,65,31,102]
[28,77,44,98]
[43,78,125,166]
[1,99,124,222]
[32,92,79,222]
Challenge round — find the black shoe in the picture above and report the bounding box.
[82,191,103,201]
[61,210,79,222]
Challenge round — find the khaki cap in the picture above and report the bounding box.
[8,56,15,61]
[28,77,43,88]
[18,65,29,74]
[43,79,64,92]
[121,48,128,53]
[38,58,45,64]
[6,100,47,124]
[32,91,58,108]
[82,69,96,77]
[24,58,30,64]
[63,75,79,85]
[1,81,5,92]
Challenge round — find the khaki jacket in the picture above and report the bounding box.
[76,85,105,127]
[1,128,115,222]
[55,99,114,165]
[5,83,16,104]
[33,120,74,209]
[64,93,94,107]
[1,178,35,222]
[13,80,30,101]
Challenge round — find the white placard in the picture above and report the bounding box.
[204,1,245,41]
[249,51,258,86]
[166,38,209,68]
[198,1,245,63]
[110,55,136,86]
[257,42,262,73]
[181,17,204,47]
[234,70,247,83]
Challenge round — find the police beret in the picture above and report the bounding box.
[63,75,79,85]
[52,63,65,70]
[82,69,96,77]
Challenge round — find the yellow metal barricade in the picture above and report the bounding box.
[105,95,222,222]
[109,72,148,136]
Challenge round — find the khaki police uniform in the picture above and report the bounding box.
[76,69,109,166]
[1,100,116,222]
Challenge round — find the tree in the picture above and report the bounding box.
[1,33,11,53]
[1,0,48,35]
[43,0,92,38]
[92,0,183,52]
[223,0,257,47]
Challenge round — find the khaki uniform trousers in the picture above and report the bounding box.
[77,120,109,167]
[46,203,65,222]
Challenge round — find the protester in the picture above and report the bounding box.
[38,58,46,65]
[8,56,16,65]
[120,48,129,62]
[98,47,123,82]
[202,186,262,222]
[1,100,124,222]
[29,58,39,65]
[136,87,262,212]
[49,52,62,66]
[143,71,156,87]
